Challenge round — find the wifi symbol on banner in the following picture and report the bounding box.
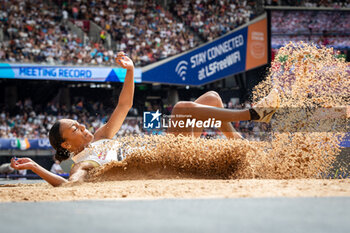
[175,60,189,81]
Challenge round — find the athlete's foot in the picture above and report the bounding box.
[252,88,280,123]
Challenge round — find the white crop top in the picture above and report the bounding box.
[71,139,125,166]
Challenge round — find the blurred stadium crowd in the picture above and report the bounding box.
[265,0,350,7]
[61,0,200,66]
[0,0,260,66]
[171,0,257,42]
[1,0,348,66]
[271,10,350,50]
[0,0,118,65]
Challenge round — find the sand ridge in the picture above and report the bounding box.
[1,179,350,202]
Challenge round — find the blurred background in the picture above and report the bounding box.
[0,0,349,178]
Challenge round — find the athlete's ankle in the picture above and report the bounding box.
[249,108,260,121]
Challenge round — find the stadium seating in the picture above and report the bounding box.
[265,0,350,8]
[271,10,350,49]
[0,0,118,65]
[171,0,257,42]
[61,0,200,66]
[0,0,261,66]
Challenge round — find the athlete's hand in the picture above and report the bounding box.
[115,52,134,70]
[10,157,36,170]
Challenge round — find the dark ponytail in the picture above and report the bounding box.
[49,121,71,162]
[54,147,71,162]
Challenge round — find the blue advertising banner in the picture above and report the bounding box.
[0,138,52,150]
[340,133,350,148]
[0,63,142,83]
[142,15,267,86]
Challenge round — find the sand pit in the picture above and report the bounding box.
[1,179,350,202]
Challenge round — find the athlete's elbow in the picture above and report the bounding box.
[52,183,62,187]
[118,102,133,110]
[52,179,68,187]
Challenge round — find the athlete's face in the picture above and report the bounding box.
[59,119,94,153]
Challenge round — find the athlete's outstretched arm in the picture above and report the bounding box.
[11,158,95,187]
[94,52,135,140]
[11,157,68,187]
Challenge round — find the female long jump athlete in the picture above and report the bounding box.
[11,52,280,186]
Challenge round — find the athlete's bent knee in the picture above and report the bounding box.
[206,91,220,98]
[204,91,223,107]
[173,101,195,110]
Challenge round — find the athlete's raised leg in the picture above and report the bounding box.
[167,91,250,137]
[167,89,280,138]
[192,91,243,139]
